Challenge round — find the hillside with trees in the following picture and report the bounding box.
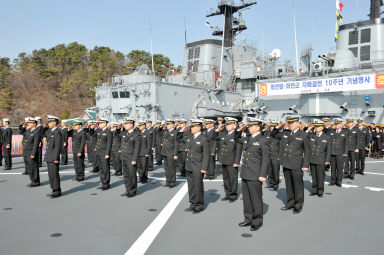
[0,42,176,123]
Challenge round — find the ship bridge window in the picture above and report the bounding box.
[361,29,371,43]
[349,31,358,45]
[119,91,130,98]
[360,45,370,61]
[112,91,119,98]
[349,47,358,58]
[188,47,200,60]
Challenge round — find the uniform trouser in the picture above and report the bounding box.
[38,145,43,166]
[242,179,263,226]
[356,149,366,173]
[283,167,304,210]
[87,149,94,163]
[186,168,204,211]
[122,157,137,195]
[23,155,29,174]
[73,153,85,179]
[90,149,99,172]
[331,155,344,185]
[27,157,40,184]
[148,151,154,171]
[177,151,186,175]
[163,156,176,186]
[137,156,148,181]
[3,146,12,168]
[0,143,2,165]
[111,151,122,173]
[155,145,162,164]
[47,162,61,194]
[96,155,110,187]
[61,145,68,164]
[206,155,215,177]
[344,151,356,178]
[222,164,238,200]
[267,159,280,188]
[310,163,325,195]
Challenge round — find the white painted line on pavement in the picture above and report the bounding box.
[365,161,384,164]
[364,172,384,176]
[365,187,384,192]
[125,182,188,255]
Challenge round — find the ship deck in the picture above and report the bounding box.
[1,155,384,255]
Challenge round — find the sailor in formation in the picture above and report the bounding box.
[94,118,112,190]
[2,118,13,170]
[68,119,87,182]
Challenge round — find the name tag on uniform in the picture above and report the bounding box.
[252,142,260,146]
[330,133,334,136]
[196,142,200,145]
[143,136,146,138]
[310,138,315,141]
[296,137,302,141]
[229,139,234,142]
[322,140,327,143]
[283,135,288,138]
[352,131,356,134]
[123,136,126,138]
[102,133,106,136]
[341,134,345,137]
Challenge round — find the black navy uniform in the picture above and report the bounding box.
[94,128,112,189]
[25,128,41,186]
[2,126,13,169]
[44,127,62,197]
[146,126,155,171]
[184,132,209,213]
[177,129,190,177]
[85,127,99,173]
[154,126,164,165]
[138,129,152,183]
[119,129,141,196]
[344,126,358,179]
[308,132,331,196]
[60,127,68,165]
[215,129,242,201]
[202,127,217,179]
[278,128,310,211]
[237,132,270,228]
[161,129,179,187]
[19,124,30,175]
[36,124,44,167]
[68,128,87,180]
[329,128,348,186]
[265,128,281,190]
[111,128,122,176]
[356,126,369,174]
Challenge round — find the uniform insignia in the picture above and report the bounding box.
[143,136,146,138]
[341,134,345,136]
[310,138,315,141]
[252,142,260,146]
[171,134,174,136]
[123,136,126,138]
[295,137,302,140]
[222,138,225,140]
[244,141,247,144]
[322,140,327,143]
[352,131,356,134]
[196,142,200,145]
[330,133,334,136]
[229,139,234,141]
[102,133,106,136]
[283,135,288,138]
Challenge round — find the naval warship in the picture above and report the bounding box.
[94,0,384,124]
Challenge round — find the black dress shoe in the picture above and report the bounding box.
[28,183,40,187]
[273,186,279,191]
[281,206,294,211]
[318,194,323,197]
[50,193,61,198]
[141,180,148,184]
[238,221,251,227]
[221,197,229,201]
[250,224,262,231]
[229,199,236,203]
[349,176,354,180]
[101,186,109,191]
[293,208,302,214]
[169,185,175,188]
[192,209,203,214]
[309,193,317,196]
[127,194,136,198]
[96,185,103,190]
[328,183,336,186]
[112,172,117,176]
[121,192,129,197]
[4,167,12,170]
[163,184,170,187]
[185,207,194,212]
[336,184,342,187]
[22,172,28,175]
[360,172,365,175]
[116,172,122,176]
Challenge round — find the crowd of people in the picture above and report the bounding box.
[0,115,383,232]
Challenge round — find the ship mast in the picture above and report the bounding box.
[206,0,257,47]
[369,0,383,20]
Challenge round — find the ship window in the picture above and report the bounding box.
[360,45,370,61]
[112,91,119,98]
[119,91,130,98]
[188,48,194,60]
[194,47,200,59]
[349,31,358,45]
[349,47,358,57]
[193,60,199,72]
[187,61,193,72]
[361,29,371,43]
